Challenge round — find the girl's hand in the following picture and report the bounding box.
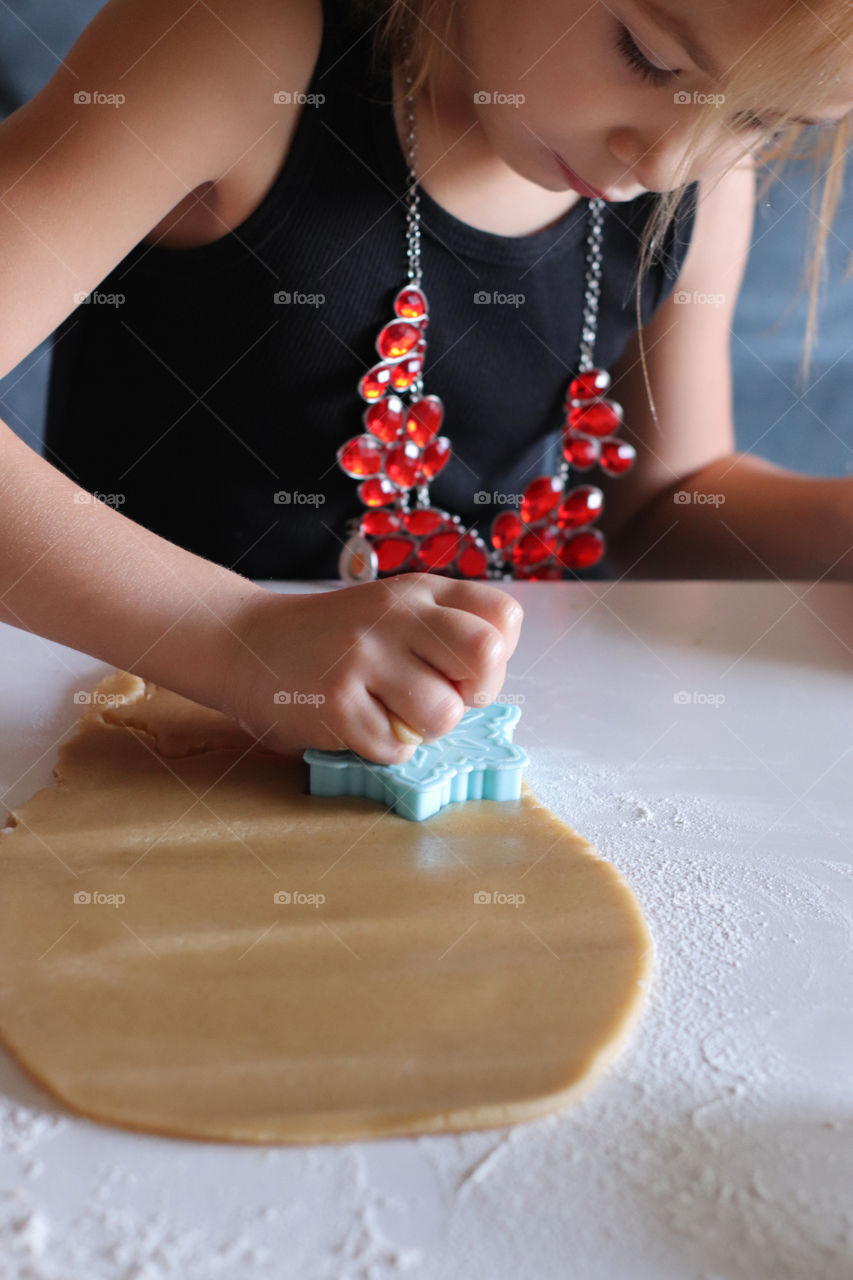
[222,574,524,764]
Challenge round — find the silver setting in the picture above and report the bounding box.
[338,530,379,584]
[354,59,607,580]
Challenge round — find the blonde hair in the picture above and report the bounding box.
[351,0,853,426]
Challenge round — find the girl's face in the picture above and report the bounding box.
[441,0,853,201]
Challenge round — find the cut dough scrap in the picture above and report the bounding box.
[0,672,653,1144]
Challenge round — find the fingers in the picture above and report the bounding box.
[368,657,466,743]
[326,689,419,765]
[380,575,523,710]
[406,607,505,710]
[427,578,524,660]
[317,666,460,765]
[281,576,524,766]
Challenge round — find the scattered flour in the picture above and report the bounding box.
[0,1188,278,1280]
[0,749,850,1279]
[413,749,853,1279]
[323,1151,424,1278]
[0,1099,65,1155]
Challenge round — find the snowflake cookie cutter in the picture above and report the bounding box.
[303,702,529,822]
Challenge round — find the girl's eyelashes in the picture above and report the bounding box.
[617,23,783,140]
[616,24,675,86]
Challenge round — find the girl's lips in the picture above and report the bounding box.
[552,151,608,200]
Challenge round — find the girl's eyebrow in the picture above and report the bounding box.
[631,0,836,127]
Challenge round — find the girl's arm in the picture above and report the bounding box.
[0,415,521,761]
[0,414,262,712]
[0,0,298,701]
[605,451,852,579]
[598,156,853,579]
[0,0,522,760]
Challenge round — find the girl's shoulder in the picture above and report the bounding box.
[100,0,326,250]
[139,0,326,249]
[0,0,325,372]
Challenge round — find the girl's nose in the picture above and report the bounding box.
[608,120,691,193]
[608,110,740,193]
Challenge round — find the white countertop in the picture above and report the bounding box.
[0,580,851,1280]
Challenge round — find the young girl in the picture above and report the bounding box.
[0,0,851,766]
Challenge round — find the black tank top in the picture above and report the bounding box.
[45,0,699,580]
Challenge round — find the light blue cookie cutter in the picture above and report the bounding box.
[303,702,528,821]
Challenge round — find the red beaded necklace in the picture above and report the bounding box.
[337,59,637,584]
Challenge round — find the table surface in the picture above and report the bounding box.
[0,580,851,1280]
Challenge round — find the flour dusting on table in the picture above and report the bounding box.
[1,746,852,1279]
[414,749,853,1280]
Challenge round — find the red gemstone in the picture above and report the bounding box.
[417,530,461,569]
[360,509,401,535]
[376,320,421,361]
[364,395,405,443]
[556,484,604,530]
[358,476,397,507]
[394,286,428,320]
[405,395,444,446]
[456,535,490,578]
[599,438,637,476]
[390,355,423,390]
[567,399,623,437]
[491,510,523,550]
[558,529,606,570]
[567,368,610,402]
[337,434,383,478]
[512,528,558,568]
[359,362,394,401]
[562,433,599,470]
[385,440,422,488]
[402,507,447,535]
[374,535,415,573]
[520,475,563,524]
[419,436,450,480]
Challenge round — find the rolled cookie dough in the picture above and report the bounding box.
[0,672,652,1144]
